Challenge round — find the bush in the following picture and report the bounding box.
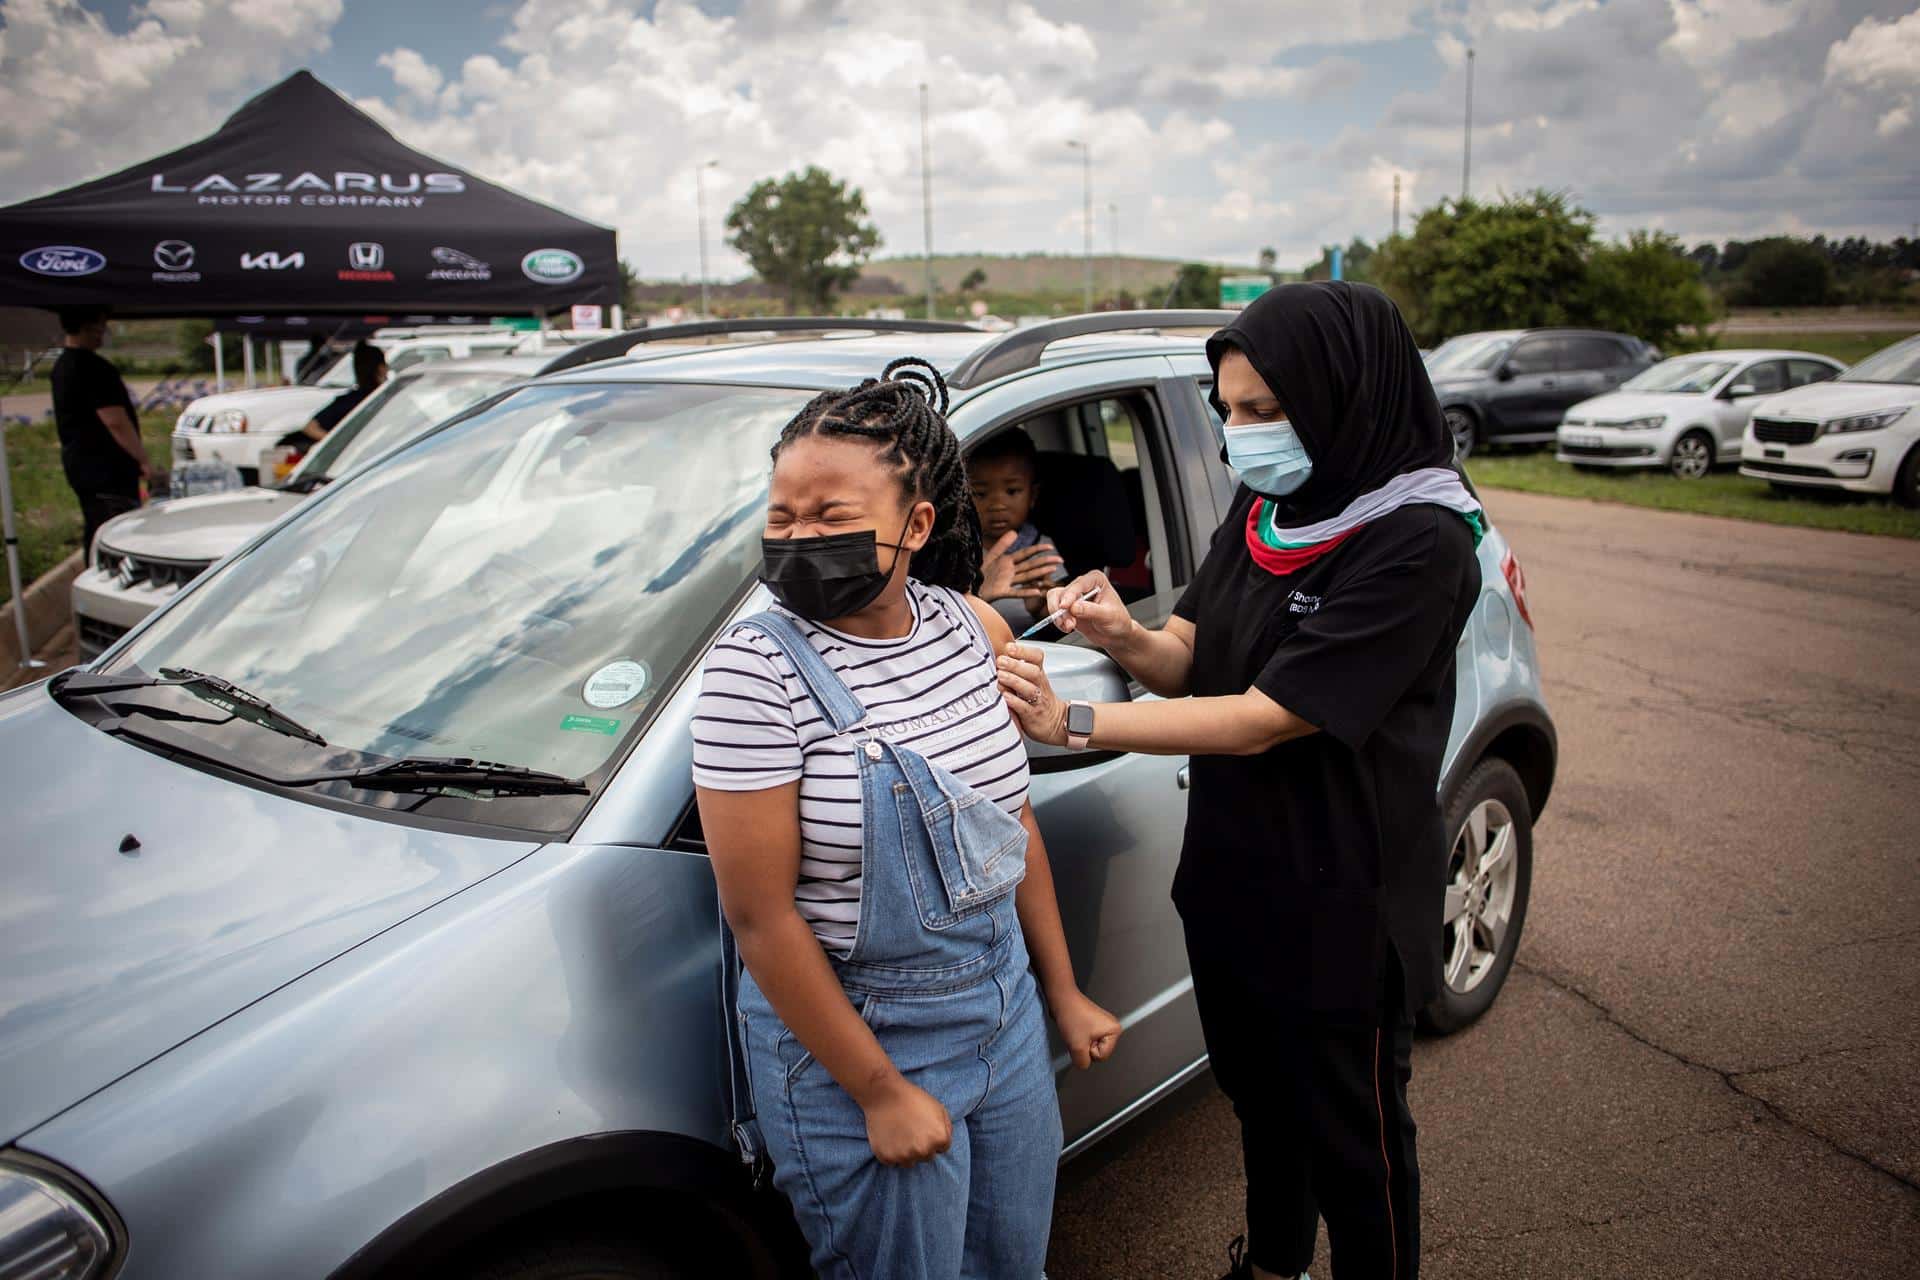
[1730,238,1834,307]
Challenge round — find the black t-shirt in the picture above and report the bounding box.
[310,384,374,436]
[50,347,140,492]
[1171,485,1481,1021]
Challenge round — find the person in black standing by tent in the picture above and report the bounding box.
[51,307,151,557]
[996,283,1485,1279]
[295,341,386,442]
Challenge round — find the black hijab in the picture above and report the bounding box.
[1207,281,1452,527]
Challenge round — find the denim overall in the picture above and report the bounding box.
[722,609,1061,1280]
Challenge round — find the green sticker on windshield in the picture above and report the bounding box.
[560,714,621,735]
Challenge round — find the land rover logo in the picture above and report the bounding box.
[522,248,584,285]
[20,246,106,277]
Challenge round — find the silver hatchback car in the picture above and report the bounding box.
[0,314,1554,1279]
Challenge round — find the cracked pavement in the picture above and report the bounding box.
[1048,489,1920,1278]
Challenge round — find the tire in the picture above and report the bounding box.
[1444,407,1480,460]
[1669,429,1714,479]
[1419,757,1533,1034]
[458,1228,700,1280]
[1895,445,1920,509]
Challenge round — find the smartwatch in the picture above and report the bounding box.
[1065,700,1095,751]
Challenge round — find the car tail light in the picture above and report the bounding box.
[1501,549,1533,630]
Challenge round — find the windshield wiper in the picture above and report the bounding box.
[51,667,328,747]
[294,756,588,796]
[278,474,332,494]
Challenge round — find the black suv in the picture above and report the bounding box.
[1425,328,1658,457]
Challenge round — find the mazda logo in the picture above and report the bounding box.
[153,240,195,271]
[348,242,385,271]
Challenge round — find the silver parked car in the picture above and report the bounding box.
[0,314,1555,1279]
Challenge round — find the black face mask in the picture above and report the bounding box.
[760,520,912,622]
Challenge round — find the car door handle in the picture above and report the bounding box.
[1540,378,1557,388]
[1176,765,1190,790]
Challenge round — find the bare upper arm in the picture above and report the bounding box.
[1163,613,1197,653]
[964,593,1015,658]
[96,405,135,433]
[695,781,804,927]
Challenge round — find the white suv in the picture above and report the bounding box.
[170,331,523,482]
[1739,333,1920,506]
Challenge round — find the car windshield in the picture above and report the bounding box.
[313,353,357,388]
[1426,333,1517,373]
[1836,337,1920,386]
[292,369,518,483]
[110,380,811,830]
[1621,358,1737,394]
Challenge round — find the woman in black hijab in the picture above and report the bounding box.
[997,282,1483,1280]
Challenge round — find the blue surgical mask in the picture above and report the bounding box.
[1224,419,1313,496]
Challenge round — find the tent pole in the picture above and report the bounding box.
[213,334,224,392]
[1,424,48,672]
[243,335,255,389]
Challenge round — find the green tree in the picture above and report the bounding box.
[1302,238,1375,283]
[1257,245,1278,273]
[958,266,988,292]
[1372,192,1594,343]
[1164,262,1223,308]
[617,257,641,317]
[1732,238,1833,307]
[725,166,882,313]
[1583,232,1717,351]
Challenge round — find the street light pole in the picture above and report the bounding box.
[1108,201,1119,302]
[1067,139,1092,311]
[920,82,935,321]
[696,159,718,319]
[1462,48,1475,202]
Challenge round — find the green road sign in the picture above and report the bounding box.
[1220,276,1272,307]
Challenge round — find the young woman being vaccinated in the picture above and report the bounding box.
[996,284,1483,1280]
[693,358,1122,1280]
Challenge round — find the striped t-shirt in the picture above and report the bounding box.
[691,580,1030,955]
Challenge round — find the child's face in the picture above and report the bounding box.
[968,456,1037,541]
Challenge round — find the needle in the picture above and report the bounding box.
[1018,585,1103,640]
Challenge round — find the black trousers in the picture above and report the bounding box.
[74,483,141,560]
[1189,946,1420,1279]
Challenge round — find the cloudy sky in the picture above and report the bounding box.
[1,0,1916,281]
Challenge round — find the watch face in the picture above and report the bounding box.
[1066,702,1096,737]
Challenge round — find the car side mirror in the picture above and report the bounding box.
[1021,642,1132,764]
[1725,383,1757,399]
[1495,365,1515,382]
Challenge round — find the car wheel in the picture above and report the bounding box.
[1445,407,1480,460]
[1420,757,1533,1035]
[1669,430,1714,479]
[1895,445,1920,508]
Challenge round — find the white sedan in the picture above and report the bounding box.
[1556,349,1843,479]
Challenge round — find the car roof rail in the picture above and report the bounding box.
[535,317,983,377]
[946,310,1238,389]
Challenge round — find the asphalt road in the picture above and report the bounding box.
[1048,488,1920,1279]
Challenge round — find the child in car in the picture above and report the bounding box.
[967,428,1066,619]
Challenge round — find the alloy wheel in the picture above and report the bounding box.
[1670,434,1712,479]
[1446,409,1477,459]
[1441,797,1519,995]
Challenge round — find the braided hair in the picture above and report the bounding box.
[770,356,983,594]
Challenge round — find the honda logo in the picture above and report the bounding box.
[240,250,304,270]
[347,242,385,270]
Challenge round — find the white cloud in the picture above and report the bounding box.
[0,0,341,193]
[1824,8,1920,89]
[378,47,445,103]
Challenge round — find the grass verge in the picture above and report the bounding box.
[1,410,180,605]
[1467,451,1920,539]
[1711,329,1916,366]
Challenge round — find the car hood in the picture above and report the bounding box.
[0,687,541,1142]
[1563,391,1700,423]
[1750,380,1920,420]
[181,385,334,428]
[96,488,302,563]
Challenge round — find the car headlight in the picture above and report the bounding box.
[0,1157,116,1279]
[1603,415,1666,431]
[208,408,249,434]
[1825,407,1908,435]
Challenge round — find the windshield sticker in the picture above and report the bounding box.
[561,714,622,736]
[582,659,649,709]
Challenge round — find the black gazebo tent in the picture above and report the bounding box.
[0,71,617,317]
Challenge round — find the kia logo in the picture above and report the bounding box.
[20,245,106,277]
[240,251,305,271]
[348,242,385,271]
[153,240,195,271]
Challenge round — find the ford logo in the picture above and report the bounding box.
[20,245,107,277]
[522,248,584,285]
